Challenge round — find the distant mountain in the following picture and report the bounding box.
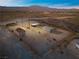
[0,5,54,12]
[27,5,55,12]
[0,5,79,12]
[0,6,29,11]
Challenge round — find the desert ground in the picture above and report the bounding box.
[0,6,79,59]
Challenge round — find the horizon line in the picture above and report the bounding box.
[0,5,79,9]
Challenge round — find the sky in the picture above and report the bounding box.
[0,0,79,9]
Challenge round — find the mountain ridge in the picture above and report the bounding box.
[0,5,79,12]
